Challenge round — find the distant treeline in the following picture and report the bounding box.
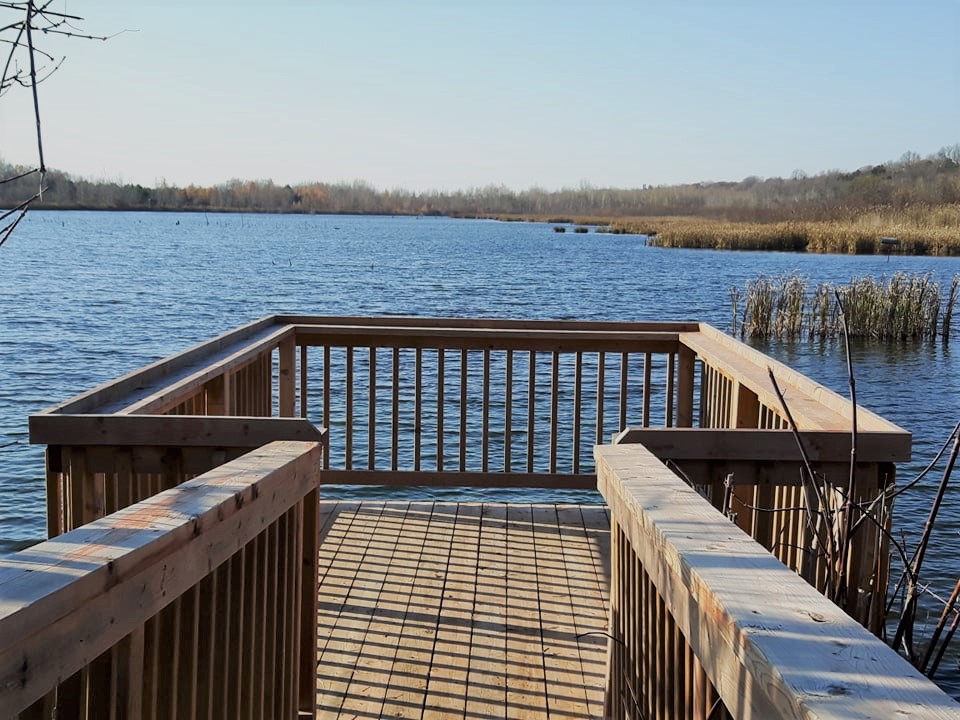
[2,146,959,222]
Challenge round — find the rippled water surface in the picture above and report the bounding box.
[2,211,959,695]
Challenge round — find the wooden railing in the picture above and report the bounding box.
[0,440,323,720]
[29,317,910,625]
[21,316,922,711]
[596,443,957,720]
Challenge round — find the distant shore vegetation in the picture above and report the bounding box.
[2,145,959,255]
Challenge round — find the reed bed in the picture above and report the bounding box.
[650,216,960,256]
[484,207,960,256]
[734,272,960,342]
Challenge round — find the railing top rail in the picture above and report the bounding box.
[290,322,684,351]
[688,323,906,434]
[0,440,323,715]
[36,316,290,417]
[275,314,702,332]
[595,443,959,719]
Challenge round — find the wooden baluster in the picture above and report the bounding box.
[437,349,444,471]
[549,351,559,473]
[573,352,582,474]
[459,349,468,472]
[300,345,308,419]
[643,352,652,428]
[369,347,377,470]
[596,351,605,445]
[527,351,536,473]
[345,348,353,471]
[414,348,423,472]
[323,346,331,470]
[619,352,629,432]
[482,349,490,473]
[504,350,513,472]
[666,352,676,428]
[392,348,400,472]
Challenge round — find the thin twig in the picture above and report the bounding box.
[891,427,960,657]
[834,289,858,605]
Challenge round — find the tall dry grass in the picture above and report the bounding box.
[611,207,960,256]
[736,272,959,341]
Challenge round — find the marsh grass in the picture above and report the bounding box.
[736,272,959,341]
[646,209,960,256]
[484,206,960,255]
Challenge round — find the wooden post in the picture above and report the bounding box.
[299,489,320,717]
[279,337,296,418]
[677,345,696,428]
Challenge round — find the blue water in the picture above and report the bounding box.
[1,211,959,695]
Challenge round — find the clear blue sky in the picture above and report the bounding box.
[1,1,957,191]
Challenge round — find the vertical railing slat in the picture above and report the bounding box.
[482,349,490,473]
[345,348,353,470]
[436,349,444,471]
[666,352,676,428]
[550,351,559,474]
[368,347,377,471]
[299,344,308,419]
[619,352,629,431]
[459,349,468,472]
[573,352,582,474]
[392,348,400,472]
[414,348,422,472]
[322,346,331,470]
[527,351,536,473]
[504,349,513,472]
[596,351,606,445]
[642,352,652,428]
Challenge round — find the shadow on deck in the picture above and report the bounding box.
[315,502,610,719]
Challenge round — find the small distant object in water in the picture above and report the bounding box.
[176,220,180,226]
[573,226,589,234]
[881,236,899,260]
[553,226,566,233]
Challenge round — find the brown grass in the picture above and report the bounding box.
[484,206,960,256]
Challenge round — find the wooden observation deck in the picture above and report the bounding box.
[2,316,957,719]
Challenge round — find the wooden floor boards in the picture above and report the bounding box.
[315,501,610,720]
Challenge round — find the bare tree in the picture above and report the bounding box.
[1,1,113,249]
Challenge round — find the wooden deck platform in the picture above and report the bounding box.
[315,501,611,719]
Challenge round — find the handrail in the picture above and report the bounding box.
[0,440,323,719]
[596,442,959,719]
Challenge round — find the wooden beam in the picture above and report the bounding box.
[318,469,595,489]
[276,315,701,333]
[291,324,682,353]
[29,415,324,447]
[0,440,323,716]
[37,317,282,416]
[595,443,959,720]
[614,427,911,463]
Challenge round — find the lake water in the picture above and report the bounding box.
[1,211,959,696]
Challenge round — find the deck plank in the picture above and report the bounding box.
[381,502,452,718]
[532,504,593,717]
[337,503,418,718]
[464,502,509,717]
[315,501,609,720]
[505,503,548,718]
[421,503,481,720]
[315,503,391,716]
